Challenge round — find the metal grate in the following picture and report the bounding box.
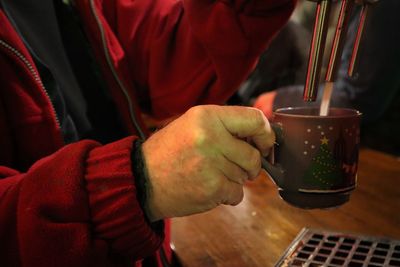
[276,228,400,267]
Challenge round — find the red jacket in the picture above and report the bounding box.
[0,0,295,266]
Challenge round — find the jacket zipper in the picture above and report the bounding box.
[87,6,170,266]
[0,39,61,130]
[89,0,146,140]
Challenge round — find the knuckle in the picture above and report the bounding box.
[237,169,249,183]
[248,149,262,170]
[249,108,266,129]
[227,163,247,184]
[187,105,212,121]
[187,105,204,117]
[186,107,212,149]
[192,128,209,149]
[266,129,276,147]
[204,177,224,199]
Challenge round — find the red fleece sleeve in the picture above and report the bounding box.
[0,137,163,267]
[104,0,296,119]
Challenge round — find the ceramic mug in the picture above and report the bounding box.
[263,107,362,209]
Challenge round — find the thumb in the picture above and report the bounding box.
[215,106,275,156]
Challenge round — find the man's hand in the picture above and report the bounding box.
[141,105,275,222]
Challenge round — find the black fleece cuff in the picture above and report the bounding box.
[131,139,164,233]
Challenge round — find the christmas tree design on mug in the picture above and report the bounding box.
[301,125,359,190]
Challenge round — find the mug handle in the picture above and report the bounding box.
[261,123,285,188]
[261,150,285,189]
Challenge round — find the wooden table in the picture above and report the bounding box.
[171,149,400,267]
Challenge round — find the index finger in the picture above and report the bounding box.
[216,106,276,156]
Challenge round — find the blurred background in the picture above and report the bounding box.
[230,0,400,156]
